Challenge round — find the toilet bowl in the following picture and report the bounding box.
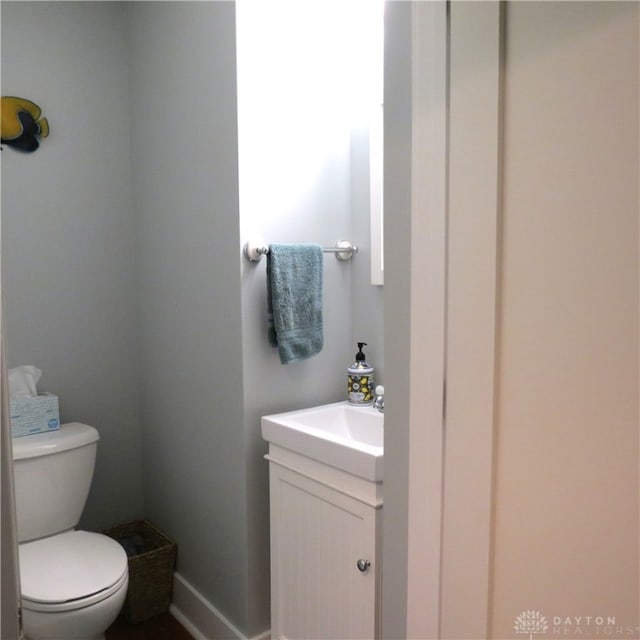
[19,530,128,640]
[12,424,130,640]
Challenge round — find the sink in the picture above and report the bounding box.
[261,401,383,481]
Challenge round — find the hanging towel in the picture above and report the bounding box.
[267,243,324,364]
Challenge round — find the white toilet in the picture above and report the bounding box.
[12,423,129,640]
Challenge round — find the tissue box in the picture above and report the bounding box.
[10,393,60,438]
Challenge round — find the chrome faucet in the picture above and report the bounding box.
[373,385,384,413]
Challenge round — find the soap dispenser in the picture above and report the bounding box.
[347,342,374,405]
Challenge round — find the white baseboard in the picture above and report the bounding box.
[170,572,270,640]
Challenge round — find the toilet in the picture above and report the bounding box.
[12,423,129,640]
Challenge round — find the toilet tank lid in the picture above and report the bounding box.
[12,423,99,461]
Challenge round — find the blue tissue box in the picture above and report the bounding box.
[10,393,60,438]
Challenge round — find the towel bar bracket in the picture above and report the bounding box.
[243,240,358,263]
[243,241,269,263]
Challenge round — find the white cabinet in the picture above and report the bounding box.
[267,445,382,640]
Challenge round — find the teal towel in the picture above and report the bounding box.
[267,243,324,364]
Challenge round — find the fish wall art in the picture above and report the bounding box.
[1,96,50,152]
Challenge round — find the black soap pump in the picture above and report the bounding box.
[347,342,374,405]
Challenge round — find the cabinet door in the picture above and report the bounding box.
[269,465,379,640]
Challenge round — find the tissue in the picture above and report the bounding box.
[9,366,60,438]
[8,365,42,398]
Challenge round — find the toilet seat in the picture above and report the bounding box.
[20,530,128,613]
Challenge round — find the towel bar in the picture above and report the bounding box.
[243,240,358,263]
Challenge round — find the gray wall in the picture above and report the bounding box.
[235,4,383,630]
[2,2,384,638]
[1,1,144,528]
[126,1,250,632]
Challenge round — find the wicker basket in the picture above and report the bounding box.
[101,519,177,624]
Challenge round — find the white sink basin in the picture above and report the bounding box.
[261,401,383,481]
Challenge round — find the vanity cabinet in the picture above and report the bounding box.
[266,445,382,640]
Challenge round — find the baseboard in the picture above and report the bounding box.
[170,572,271,640]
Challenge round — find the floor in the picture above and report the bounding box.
[105,613,194,640]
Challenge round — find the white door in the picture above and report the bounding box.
[442,2,639,638]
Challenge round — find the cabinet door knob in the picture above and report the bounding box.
[356,559,371,573]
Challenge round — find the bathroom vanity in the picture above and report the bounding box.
[262,402,383,640]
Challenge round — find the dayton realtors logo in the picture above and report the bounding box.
[514,610,549,639]
[514,610,639,637]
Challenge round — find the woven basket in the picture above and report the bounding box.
[101,519,177,624]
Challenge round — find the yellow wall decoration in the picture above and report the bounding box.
[1,97,50,152]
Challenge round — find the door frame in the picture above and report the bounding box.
[382,2,449,638]
[440,3,503,638]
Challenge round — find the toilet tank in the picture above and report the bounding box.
[12,423,100,543]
